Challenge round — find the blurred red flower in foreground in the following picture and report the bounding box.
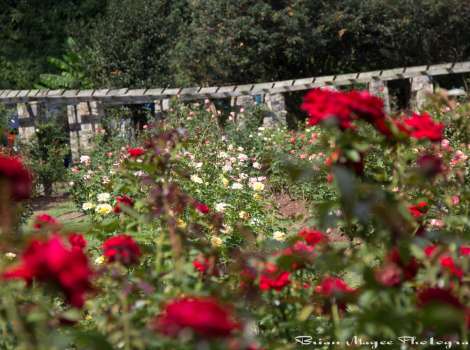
[301,88,387,134]
[114,195,134,214]
[33,214,59,230]
[460,246,470,256]
[315,276,356,297]
[102,234,141,266]
[417,287,462,309]
[3,235,93,308]
[128,147,145,158]
[0,155,32,201]
[154,297,239,338]
[399,112,444,142]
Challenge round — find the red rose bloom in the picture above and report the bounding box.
[154,297,239,338]
[102,234,141,266]
[3,235,93,308]
[33,214,59,230]
[298,228,328,247]
[194,202,210,214]
[408,201,429,219]
[259,263,291,292]
[439,255,463,279]
[114,195,134,214]
[128,147,145,158]
[68,233,87,251]
[424,245,438,257]
[315,276,356,297]
[0,155,32,201]
[301,89,388,135]
[417,288,462,309]
[401,112,444,142]
[460,246,470,256]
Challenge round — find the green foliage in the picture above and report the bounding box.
[23,122,69,196]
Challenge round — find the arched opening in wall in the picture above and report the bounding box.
[388,79,412,113]
[285,91,307,129]
[433,73,470,92]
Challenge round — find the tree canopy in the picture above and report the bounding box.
[1,0,470,89]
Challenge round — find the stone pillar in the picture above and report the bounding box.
[263,93,287,127]
[154,100,163,119]
[369,79,391,114]
[411,75,433,111]
[232,95,256,127]
[17,102,43,142]
[67,101,103,160]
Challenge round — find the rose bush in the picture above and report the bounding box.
[0,90,468,349]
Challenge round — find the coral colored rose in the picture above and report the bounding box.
[128,147,145,158]
[387,248,420,281]
[68,233,87,250]
[315,276,356,297]
[0,155,32,201]
[375,263,403,287]
[3,235,93,308]
[102,234,141,266]
[114,195,134,214]
[153,297,239,338]
[33,214,59,230]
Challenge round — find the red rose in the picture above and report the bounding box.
[417,287,462,309]
[301,89,387,135]
[298,228,328,247]
[400,112,444,142]
[33,214,59,230]
[315,276,356,297]
[0,155,32,201]
[259,263,291,292]
[192,255,218,276]
[3,235,93,308]
[194,202,210,214]
[153,297,239,338]
[68,233,87,250]
[128,147,145,158]
[114,195,134,214]
[460,246,470,256]
[102,234,141,266]
[424,245,438,257]
[408,201,429,219]
[439,255,463,279]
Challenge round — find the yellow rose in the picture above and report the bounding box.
[177,219,187,229]
[252,182,265,192]
[239,211,250,220]
[95,204,113,216]
[222,177,229,187]
[210,236,223,248]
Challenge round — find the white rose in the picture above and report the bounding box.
[97,192,111,202]
[231,183,243,190]
[215,203,229,212]
[82,202,95,211]
[273,231,286,241]
[190,174,203,184]
[252,162,262,169]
